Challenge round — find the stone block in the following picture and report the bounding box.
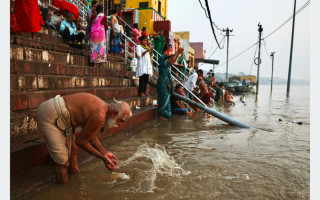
[11,93,27,110]
[55,76,76,89]
[10,46,24,60]
[11,75,38,91]
[38,75,56,89]
[25,47,42,62]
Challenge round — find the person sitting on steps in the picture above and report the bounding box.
[60,12,85,45]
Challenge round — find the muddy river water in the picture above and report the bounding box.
[24,85,310,200]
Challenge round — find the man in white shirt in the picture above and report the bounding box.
[184,67,199,100]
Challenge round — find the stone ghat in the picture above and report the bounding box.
[10,26,158,175]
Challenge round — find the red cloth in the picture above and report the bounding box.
[52,0,79,19]
[14,0,44,33]
[201,92,211,105]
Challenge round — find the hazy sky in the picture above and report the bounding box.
[167,0,310,80]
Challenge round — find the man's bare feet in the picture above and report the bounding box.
[140,92,146,97]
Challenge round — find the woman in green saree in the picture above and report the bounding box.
[157,44,184,120]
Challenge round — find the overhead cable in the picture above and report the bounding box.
[216,0,310,68]
[198,0,209,18]
[204,0,222,49]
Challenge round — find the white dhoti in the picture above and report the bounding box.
[36,95,73,166]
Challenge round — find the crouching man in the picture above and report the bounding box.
[36,93,132,184]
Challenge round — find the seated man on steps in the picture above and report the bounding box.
[60,12,85,44]
[37,93,132,184]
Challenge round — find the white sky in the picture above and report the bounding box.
[167,0,310,80]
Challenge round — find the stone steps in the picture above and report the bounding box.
[11,86,157,111]
[10,74,133,92]
[10,105,157,176]
[9,25,159,180]
[10,59,135,78]
[11,32,125,62]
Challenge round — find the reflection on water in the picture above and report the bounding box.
[24,85,310,200]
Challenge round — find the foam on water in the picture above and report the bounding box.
[118,143,190,192]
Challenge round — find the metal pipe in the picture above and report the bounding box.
[172,93,251,128]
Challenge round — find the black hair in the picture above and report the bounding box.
[110,9,118,15]
[92,1,98,6]
[162,44,172,54]
[196,69,203,76]
[219,83,224,87]
[142,27,146,31]
[133,23,138,29]
[138,35,147,41]
[175,84,183,92]
[95,5,103,13]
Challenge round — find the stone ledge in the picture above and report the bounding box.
[10,74,133,92]
[10,59,134,76]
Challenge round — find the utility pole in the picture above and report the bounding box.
[270,52,275,93]
[255,23,263,101]
[287,0,297,96]
[222,27,233,83]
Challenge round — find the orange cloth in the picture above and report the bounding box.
[15,0,44,33]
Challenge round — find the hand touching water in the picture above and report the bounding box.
[103,152,118,170]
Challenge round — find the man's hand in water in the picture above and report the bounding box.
[103,152,118,170]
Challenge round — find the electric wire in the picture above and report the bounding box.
[263,0,309,40]
[204,0,223,49]
[198,0,209,18]
[216,0,309,68]
[200,36,226,67]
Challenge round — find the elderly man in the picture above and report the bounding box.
[37,93,132,184]
[60,12,85,44]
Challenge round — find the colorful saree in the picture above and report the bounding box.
[90,13,107,63]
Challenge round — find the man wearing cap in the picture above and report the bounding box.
[37,93,132,184]
[60,12,85,44]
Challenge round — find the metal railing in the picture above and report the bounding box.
[64,0,90,29]
[119,31,206,108]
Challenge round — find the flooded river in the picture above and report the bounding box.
[23,84,310,200]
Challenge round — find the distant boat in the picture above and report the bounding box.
[226,81,254,93]
[225,75,255,93]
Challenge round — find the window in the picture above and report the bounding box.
[139,2,149,8]
[158,0,161,14]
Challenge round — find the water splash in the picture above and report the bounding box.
[118,143,190,192]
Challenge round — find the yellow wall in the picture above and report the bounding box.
[138,9,153,35]
[174,32,190,40]
[126,0,167,18]
[189,46,195,68]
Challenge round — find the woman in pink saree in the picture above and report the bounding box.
[132,23,141,45]
[90,5,108,67]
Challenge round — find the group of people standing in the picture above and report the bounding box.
[133,26,165,97]
[87,1,122,67]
